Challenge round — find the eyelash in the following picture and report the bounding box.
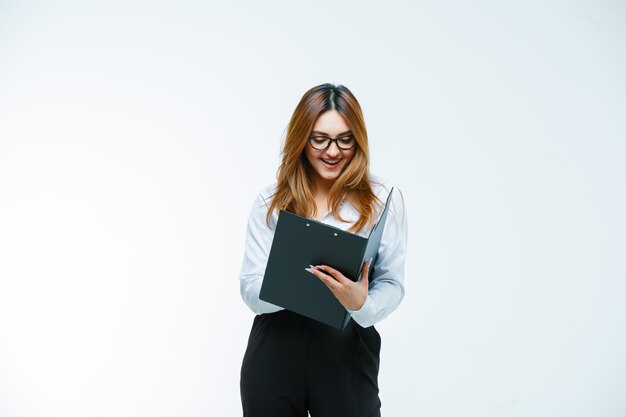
[311,134,353,139]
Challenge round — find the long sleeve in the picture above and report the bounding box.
[347,186,408,328]
[239,190,285,315]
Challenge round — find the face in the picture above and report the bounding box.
[304,110,356,190]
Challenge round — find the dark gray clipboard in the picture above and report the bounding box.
[259,187,395,329]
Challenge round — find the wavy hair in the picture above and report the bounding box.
[265,83,384,235]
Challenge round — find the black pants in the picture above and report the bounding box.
[240,309,382,417]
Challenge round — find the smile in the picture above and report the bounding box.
[321,158,341,165]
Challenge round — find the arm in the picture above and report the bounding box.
[239,192,285,315]
[347,186,408,328]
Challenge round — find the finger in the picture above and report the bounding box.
[315,264,351,284]
[316,270,343,291]
[360,258,372,286]
[306,267,342,290]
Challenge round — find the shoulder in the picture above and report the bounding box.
[369,173,406,222]
[369,173,403,201]
[246,182,279,229]
[253,181,278,208]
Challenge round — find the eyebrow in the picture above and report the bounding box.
[310,130,352,136]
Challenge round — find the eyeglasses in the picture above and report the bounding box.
[307,134,356,151]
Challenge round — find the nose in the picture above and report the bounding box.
[324,141,341,157]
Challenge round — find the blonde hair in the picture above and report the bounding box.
[266,83,384,234]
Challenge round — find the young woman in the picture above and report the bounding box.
[239,83,408,417]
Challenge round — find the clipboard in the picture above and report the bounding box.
[259,187,394,329]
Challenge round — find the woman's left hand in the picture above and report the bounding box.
[305,259,372,311]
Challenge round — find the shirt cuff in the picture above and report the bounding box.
[346,295,377,328]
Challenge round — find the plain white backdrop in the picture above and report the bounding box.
[0,1,624,416]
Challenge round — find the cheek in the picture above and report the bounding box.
[304,148,319,166]
[343,152,356,165]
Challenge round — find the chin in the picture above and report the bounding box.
[318,170,340,180]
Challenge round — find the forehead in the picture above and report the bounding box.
[311,110,350,134]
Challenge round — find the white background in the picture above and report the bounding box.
[1,1,624,416]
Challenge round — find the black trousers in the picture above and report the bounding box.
[240,309,382,417]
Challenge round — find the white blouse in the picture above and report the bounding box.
[238,174,408,328]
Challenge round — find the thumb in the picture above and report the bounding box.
[360,258,372,287]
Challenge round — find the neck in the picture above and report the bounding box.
[312,177,334,197]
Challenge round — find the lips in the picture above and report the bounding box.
[321,158,341,165]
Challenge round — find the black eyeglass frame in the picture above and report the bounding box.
[307,134,357,151]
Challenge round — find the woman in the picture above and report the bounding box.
[239,83,408,417]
